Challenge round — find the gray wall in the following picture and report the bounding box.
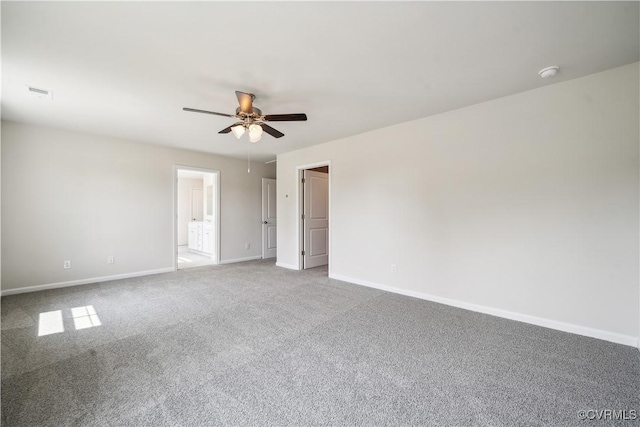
[1,121,275,291]
[277,63,640,346]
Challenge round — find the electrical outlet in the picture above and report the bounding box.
[391,264,397,273]
[63,260,71,269]
[245,243,250,250]
[107,256,115,264]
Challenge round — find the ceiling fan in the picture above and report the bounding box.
[183,91,307,143]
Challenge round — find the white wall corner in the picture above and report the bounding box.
[275,262,299,270]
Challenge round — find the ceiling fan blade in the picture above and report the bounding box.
[183,107,235,118]
[235,91,254,114]
[260,123,284,138]
[263,113,307,122]
[218,122,243,134]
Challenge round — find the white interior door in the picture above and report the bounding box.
[303,170,328,269]
[262,178,277,259]
[191,188,203,221]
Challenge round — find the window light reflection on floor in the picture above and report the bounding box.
[38,310,65,336]
[177,257,192,263]
[71,305,102,330]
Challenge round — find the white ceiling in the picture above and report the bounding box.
[2,2,638,162]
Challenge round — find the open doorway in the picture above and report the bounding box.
[298,163,330,273]
[174,166,220,270]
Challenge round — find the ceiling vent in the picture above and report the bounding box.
[26,85,53,100]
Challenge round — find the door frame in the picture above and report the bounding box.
[173,165,221,270]
[296,160,331,273]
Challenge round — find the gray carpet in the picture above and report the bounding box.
[1,260,639,426]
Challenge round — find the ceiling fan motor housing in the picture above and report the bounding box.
[236,107,262,117]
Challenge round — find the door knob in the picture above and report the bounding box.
[262,221,268,224]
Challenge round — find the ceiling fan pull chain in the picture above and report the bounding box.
[247,140,251,174]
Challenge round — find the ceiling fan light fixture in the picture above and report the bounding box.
[249,124,263,143]
[184,90,307,142]
[231,124,246,139]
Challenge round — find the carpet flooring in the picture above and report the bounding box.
[1,260,639,426]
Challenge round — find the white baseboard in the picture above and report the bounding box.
[275,262,299,270]
[219,255,262,265]
[1,268,175,297]
[329,273,639,348]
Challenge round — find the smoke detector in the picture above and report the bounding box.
[538,66,559,79]
[25,85,53,100]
